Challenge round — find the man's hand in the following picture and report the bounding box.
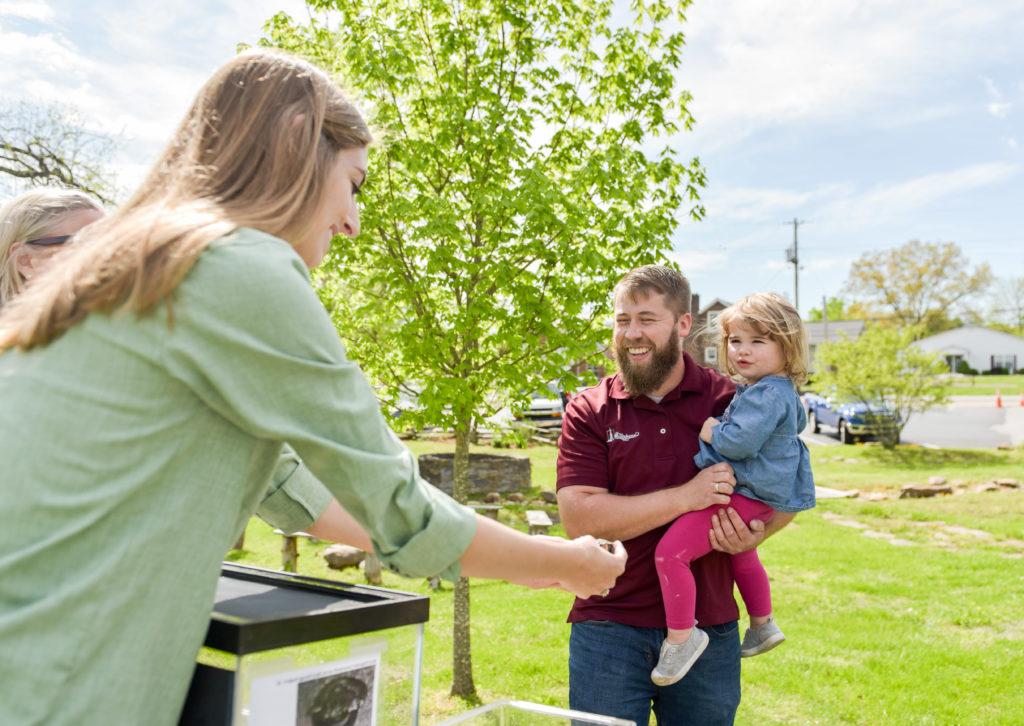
[709,507,765,553]
[680,462,735,511]
[699,417,719,444]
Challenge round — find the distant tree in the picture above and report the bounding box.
[843,240,992,337]
[259,0,705,699]
[988,276,1024,335]
[806,296,871,322]
[0,102,117,204]
[814,324,950,449]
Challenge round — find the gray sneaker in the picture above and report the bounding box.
[740,617,785,657]
[651,628,709,686]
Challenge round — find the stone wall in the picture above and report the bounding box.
[418,453,531,495]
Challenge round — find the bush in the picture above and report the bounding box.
[984,367,1010,375]
[492,424,532,449]
[955,360,978,375]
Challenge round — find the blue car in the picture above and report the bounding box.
[802,391,901,445]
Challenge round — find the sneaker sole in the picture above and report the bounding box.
[741,632,785,658]
[651,634,709,687]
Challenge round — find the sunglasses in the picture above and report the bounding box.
[24,235,72,247]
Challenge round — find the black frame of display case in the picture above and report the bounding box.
[205,562,430,654]
[180,563,430,725]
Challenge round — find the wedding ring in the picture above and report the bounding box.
[714,482,720,493]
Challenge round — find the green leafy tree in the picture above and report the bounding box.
[806,296,871,322]
[814,325,950,448]
[843,240,992,337]
[989,276,1024,335]
[259,0,704,699]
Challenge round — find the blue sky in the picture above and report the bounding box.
[2,0,1021,317]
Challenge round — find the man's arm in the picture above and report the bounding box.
[558,462,737,542]
[709,507,795,553]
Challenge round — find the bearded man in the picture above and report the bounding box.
[556,265,794,725]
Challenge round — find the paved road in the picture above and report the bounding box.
[802,396,1024,449]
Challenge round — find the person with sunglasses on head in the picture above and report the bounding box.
[0,50,626,726]
[0,188,104,307]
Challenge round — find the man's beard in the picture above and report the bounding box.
[615,329,681,396]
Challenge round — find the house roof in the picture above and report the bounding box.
[698,298,732,315]
[915,325,1024,345]
[804,319,866,345]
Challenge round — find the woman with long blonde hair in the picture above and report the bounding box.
[0,187,103,306]
[0,50,625,725]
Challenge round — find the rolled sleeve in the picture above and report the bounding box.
[375,483,477,581]
[256,447,333,534]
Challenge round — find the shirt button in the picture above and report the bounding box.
[660,428,667,434]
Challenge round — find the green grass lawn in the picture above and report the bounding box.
[809,442,1024,492]
[230,440,1024,724]
[944,373,1024,397]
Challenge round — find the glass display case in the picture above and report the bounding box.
[179,563,428,726]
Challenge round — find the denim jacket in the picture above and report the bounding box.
[694,375,816,513]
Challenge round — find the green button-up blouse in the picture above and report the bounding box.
[0,227,476,725]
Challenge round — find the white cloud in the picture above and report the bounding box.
[822,162,1019,222]
[982,76,1014,118]
[0,0,53,21]
[668,249,729,273]
[0,0,314,199]
[681,0,1024,148]
[1008,137,1020,149]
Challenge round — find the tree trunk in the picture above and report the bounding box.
[450,420,477,699]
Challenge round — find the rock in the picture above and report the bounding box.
[507,492,525,503]
[995,478,1020,488]
[484,491,501,503]
[323,544,365,570]
[973,483,1001,493]
[815,486,859,499]
[418,453,531,495]
[863,492,890,501]
[540,490,558,504]
[530,499,547,507]
[899,484,953,499]
[997,443,1013,451]
[927,476,947,486]
[951,479,966,487]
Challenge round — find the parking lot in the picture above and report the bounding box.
[803,396,1024,449]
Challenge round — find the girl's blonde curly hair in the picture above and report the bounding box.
[716,292,808,385]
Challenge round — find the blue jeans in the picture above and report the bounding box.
[569,619,740,726]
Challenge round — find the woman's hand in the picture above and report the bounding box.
[547,535,627,599]
[699,416,719,443]
[680,462,735,511]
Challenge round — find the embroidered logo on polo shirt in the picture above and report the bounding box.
[606,428,640,443]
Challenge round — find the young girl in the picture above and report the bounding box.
[651,292,816,686]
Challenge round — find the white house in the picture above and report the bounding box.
[914,326,1024,373]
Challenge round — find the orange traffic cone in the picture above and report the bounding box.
[1019,391,1024,407]
[995,389,1002,408]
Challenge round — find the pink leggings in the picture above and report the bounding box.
[655,494,775,630]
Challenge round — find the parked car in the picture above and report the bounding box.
[521,385,567,426]
[802,390,901,445]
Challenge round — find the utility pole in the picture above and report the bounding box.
[784,218,804,312]
[822,294,829,341]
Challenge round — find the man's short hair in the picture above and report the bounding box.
[613,265,692,318]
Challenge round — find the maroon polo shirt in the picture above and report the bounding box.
[557,352,738,628]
